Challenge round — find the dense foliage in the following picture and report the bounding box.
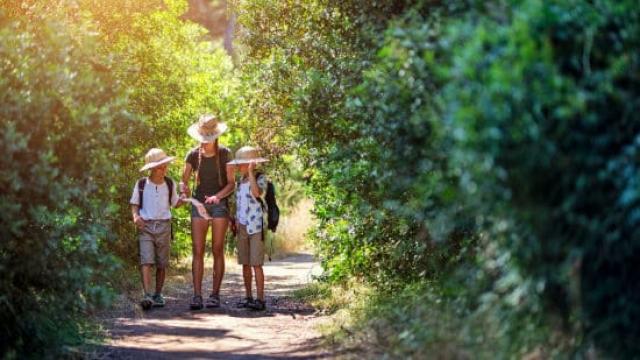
[0,6,132,356]
[440,3,640,355]
[0,0,241,356]
[74,0,241,260]
[236,0,640,357]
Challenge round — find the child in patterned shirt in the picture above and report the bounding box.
[228,146,270,310]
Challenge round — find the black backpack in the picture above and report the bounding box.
[137,177,174,238]
[255,173,280,233]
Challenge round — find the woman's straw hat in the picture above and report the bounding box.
[140,148,175,172]
[187,114,228,143]
[227,146,269,165]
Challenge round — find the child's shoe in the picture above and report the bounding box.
[140,293,153,310]
[190,295,203,310]
[152,293,165,307]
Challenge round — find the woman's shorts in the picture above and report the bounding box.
[191,199,229,219]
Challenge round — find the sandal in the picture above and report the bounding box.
[249,299,266,311]
[206,293,221,308]
[190,295,203,310]
[236,296,254,308]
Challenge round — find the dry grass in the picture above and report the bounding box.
[271,198,315,257]
[293,279,372,315]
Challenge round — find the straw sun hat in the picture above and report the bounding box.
[227,146,269,165]
[187,114,228,143]
[140,148,175,172]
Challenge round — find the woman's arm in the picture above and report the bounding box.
[181,163,193,198]
[215,163,236,199]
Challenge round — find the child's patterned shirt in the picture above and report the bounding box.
[236,174,267,235]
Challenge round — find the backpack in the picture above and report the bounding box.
[255,172,280,233]
[137,177,174,208]
[137,177,174,239]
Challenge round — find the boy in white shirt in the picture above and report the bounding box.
[130,148,183,310]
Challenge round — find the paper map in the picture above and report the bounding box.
[181,197,214,220]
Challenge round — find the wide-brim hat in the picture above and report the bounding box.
[227,146,269,165]
[187,114,228,143]
[140,148,175,172]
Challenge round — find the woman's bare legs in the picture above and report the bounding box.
[210,217,229,295]
[191,218,209,296]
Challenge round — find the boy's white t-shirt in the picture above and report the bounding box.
[129,178,179,220]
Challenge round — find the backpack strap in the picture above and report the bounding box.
[215,147,222,188]
[255,172,272,260]
[214,147,229,189]
[268,225,273,261]
[164,176,174,241]
[164,176,174,206]
[254,172,266,210]
[137,178,146,210]
[261,217,272,261]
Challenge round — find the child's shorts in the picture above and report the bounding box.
[139,219,171,268]
[236,223,264,266]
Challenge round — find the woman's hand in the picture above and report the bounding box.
[204,195,220,204]
[179,182,191,199]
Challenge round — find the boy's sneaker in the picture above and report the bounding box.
[236,296,254,308]
[152,293,165,307]
[249,299,266,311]
[140,294,153,310]
[190,295,203,310]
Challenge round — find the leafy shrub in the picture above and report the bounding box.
[439,2,640,356]
[236,0,640,357]
[73,0,242,261]
[0,0,242,355]
[0,8,134,356]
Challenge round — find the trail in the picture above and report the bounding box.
[95,253,335,359]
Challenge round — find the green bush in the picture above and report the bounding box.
[0,0,242,355]
[440,2,640,356]
[236,0,640,357]
[0,8,134,356]
[73,0,242,261]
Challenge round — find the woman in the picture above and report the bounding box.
[181,114,234,310]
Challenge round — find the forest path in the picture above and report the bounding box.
[96,253,337,359]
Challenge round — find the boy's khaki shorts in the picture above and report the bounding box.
[236,223,264,266]
[139,220,171,268]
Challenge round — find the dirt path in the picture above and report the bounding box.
[96,253,335,359]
